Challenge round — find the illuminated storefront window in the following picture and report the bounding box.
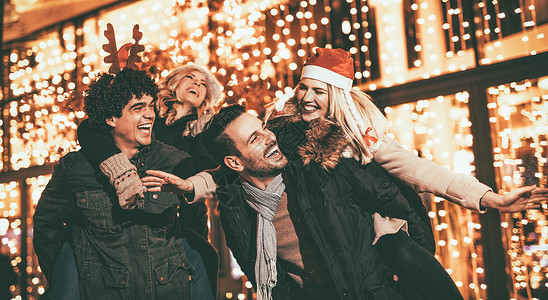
[0,181,21,219]
[0,181,22,298]
[1,0,547,298]
[5,30,84,171]
[487,77,548,299]
[385,93,487,300]
[437,0,548,66]
[27,175,51,298]
[474,0,548,65]
[0,175,51,300]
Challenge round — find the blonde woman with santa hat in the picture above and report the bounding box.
[76,63,223,300]
[276,47,544,214]
[267,47,548,299]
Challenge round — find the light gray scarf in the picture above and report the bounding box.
[241,174,285,300]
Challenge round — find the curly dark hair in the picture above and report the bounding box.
[83,68,159,131]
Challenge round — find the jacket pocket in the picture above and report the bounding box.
[76,189,122,239]
[80,260,129,289]
[147,192,180,238]
[145,192,181,215]
[154,254,191,299]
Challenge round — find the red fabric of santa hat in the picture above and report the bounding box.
[301,48,354,91]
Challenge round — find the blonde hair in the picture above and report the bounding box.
[328,86,388,163]
[158,64,222,116]
[274,83,388,164]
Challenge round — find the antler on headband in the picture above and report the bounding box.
[102,23,145,74]
[102,23,120,74]
[127,24,144,70]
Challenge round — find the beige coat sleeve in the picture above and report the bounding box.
[373,136,491,212]
[186,171,217,203]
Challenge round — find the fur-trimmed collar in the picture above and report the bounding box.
[268,115,353,170]
[266,114,303,128]
[299,118,351,170]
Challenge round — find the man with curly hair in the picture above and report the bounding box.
[34,68,196,299]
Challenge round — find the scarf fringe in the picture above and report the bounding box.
[256,258,277,300]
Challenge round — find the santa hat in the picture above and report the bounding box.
[301,48,354,91]
[301,48,371,139]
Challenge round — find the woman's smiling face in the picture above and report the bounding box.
[295,78,329,121]
[176,70,208,108]
[163,70,208,125]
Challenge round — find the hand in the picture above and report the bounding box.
[482,186,548,213]
[142,170,194,195]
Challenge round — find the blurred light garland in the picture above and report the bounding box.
[488,78,548,299]
[385,92,486,299]
[1,0,548,299]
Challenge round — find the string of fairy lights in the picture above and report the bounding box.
[487,78,548,300]
[385,92,487,299]
[0,0,547,299]
[475,0,546,64]
[5,28,86,172]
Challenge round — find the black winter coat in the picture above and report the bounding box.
[153,114,218,172]
[216,117,434,300]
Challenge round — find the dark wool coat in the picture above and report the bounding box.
[216,117,435,300]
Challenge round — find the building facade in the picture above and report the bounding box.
[1,0,548,299]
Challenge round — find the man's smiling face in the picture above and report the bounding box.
[224,113,288,178]
[107,94,155,156]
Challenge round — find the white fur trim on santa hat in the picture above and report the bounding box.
[301,65,353,91]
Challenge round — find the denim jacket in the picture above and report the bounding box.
[34,140,195,300]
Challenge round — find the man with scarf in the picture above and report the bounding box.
[145,104,438,299]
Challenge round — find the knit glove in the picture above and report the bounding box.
[99,153,147,209]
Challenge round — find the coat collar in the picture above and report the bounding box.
[298,118,351,170]
[267,115,353,170]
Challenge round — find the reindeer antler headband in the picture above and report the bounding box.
[103,23,145,74]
